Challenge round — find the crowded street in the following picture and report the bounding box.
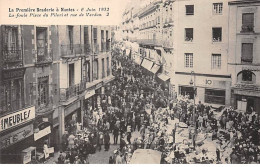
[1,0,260,164]
[44,42,260,164]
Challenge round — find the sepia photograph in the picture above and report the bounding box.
[0,0,260,164]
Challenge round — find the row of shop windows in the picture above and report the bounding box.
[179,86,226,105]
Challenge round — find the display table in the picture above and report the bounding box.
[21,146,36,164]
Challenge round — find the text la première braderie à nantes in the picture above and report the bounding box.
[9,7,76,12]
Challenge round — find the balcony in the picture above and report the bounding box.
[163,18,173,28]
[0,98,25,115]
[93,44,99,55]
[3,48,23,63]
[36,97,53,115]
[60,81,86,102]
[35,48,53,66]
[136,39,162,47]
[60,44,84,57]
[241,25,254,33]
[83,44,92,55]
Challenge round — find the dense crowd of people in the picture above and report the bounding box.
[55,42,260,164]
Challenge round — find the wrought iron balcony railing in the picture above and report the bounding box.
[60,80,86,102]
[60,44,84,57]
[93,44,99,55]
[83,44,92,55]
[136,39,163,46]
[36,96,54,115]
[0,98,25,115]
[35,48,53,65]
[2,48,23,63]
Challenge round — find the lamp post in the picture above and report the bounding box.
[189,71,197,149]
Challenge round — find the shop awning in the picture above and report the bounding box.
[157,73,170,81]
[141,58,154,71]
[150,64,160,74]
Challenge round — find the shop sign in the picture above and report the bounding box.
[85,89,95,99]
[2,68,26,80]
[34,126,51,141]
[205,79,212,85]
[242,67,260,72]
[0,106,35,132]
[64,100,80,116]
[0,124,33,149]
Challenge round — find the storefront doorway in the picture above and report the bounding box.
[179,86,195,99]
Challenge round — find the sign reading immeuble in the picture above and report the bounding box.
[0,106,35,132]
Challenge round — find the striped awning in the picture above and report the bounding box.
[157,73,170,81]
[150,64,160,74]
[141,58,154,71]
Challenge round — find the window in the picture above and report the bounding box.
[185,28,193,42]
[2,79,23,113]
[211,54,221,69]
[38,77,49,106]
[205,89,225,105]
[107,57,110,76]
[69,63,75,87]
[242,70,253,82]
[106,30,110,51]
[5,26,18,51]
[102,58,105,78]
[83,61,90,82]
[2,26,22,62]
[185,53,193,68]
[93,28,98,53]
[241,43,253,63]
[101,30,105,52]
[179,86,195,99]
[36,27,48,61]
[68,26,74,53]
[84,27,90,53]
[213,3,223,14]
[93,60,99,80]
[186,5,194,15]
[242,13,254,32]
[237,70,256,83]
[212,27,222,42]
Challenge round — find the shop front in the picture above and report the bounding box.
[0,106,35,164]
[232,84,260,113]
[64,100,81,134]
[175,72,231,106]
[156,73,170,97]
[84,88,96,113]
[179,85,195,99]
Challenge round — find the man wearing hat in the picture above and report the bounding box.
[104,131,110,151]
[120,133,126,151]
